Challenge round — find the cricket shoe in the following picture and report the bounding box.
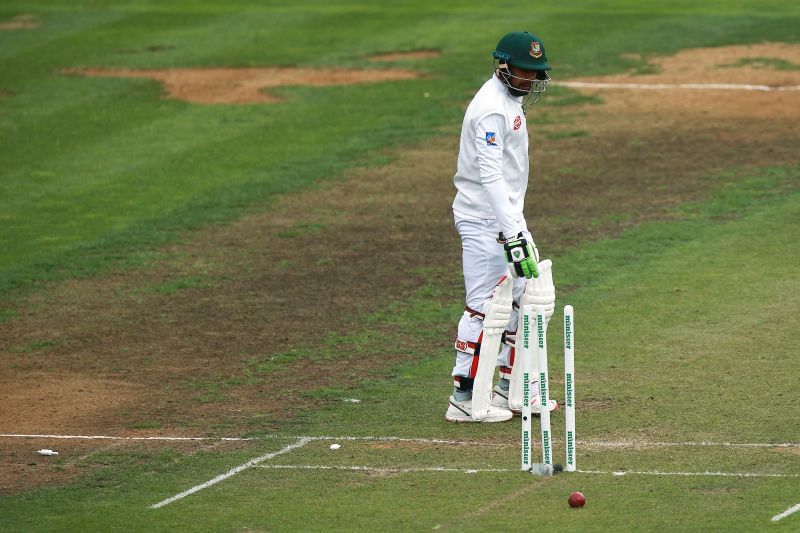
[491,385,559,415]
[445,395,513,423]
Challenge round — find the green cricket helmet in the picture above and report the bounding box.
[493,31,551,104]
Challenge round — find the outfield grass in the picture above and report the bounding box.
[2,0,799,295]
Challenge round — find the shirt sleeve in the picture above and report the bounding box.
[474,113,525,238]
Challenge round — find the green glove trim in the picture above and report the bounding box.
[503,233,539,279]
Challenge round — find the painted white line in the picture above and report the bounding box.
[258,436,800,449]
[256,464,800,478]
[257,464,510,474]
[577,440,800,449]
[552,81,800,92]
[580,469,800,478]
[277,435,494,446]
[772,502,800,522]
[0,433,497,446]
[0,434,253,442]
[2,433,799,449]
[149,437,309,509]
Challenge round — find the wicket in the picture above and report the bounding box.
[564,305,576,472]
[520,305,534,471]
[536,307,553,467]
[520,304,575,475]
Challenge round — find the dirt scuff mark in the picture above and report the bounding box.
[63,67,422,104]
[0,374,144,432]
[0,14,39,30]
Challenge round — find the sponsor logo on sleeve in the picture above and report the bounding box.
[485,132,497,146]
[513,115,522,130]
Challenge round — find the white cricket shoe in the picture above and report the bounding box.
[445,395,513,423]
[491,385,559,415]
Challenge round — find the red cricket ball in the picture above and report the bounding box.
[568,491,586,508]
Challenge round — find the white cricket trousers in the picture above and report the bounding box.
[451,212,527,379]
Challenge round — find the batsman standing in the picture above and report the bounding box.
[446,31,558,422]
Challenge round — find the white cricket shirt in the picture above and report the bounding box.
[452,74,529,238]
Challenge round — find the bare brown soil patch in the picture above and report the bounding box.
[63,67,421,104]
[578,43,800,87]
[2,44,799,493]
[0,14,39,30]
[0,374,144,433]
[368,50,441,62]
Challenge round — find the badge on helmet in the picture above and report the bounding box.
[492,31,551,104]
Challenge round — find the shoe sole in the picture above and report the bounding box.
[444,415,474,423]
[445,413,514,423]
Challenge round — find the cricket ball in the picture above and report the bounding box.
[568,491,586,508]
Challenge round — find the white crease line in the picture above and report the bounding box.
[773,502,800,522]
[257,436,800,449]
[257,464,510,474]
[0,433,491,446]
[581,469,800,478]
[272,435,492,446]
[552,81,800,92]
[0,434,253,442]
[149,437,309,509]
[2,433,798,449]
[578,440,800,449]
[257,464,800,478]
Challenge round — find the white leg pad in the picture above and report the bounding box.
[509,259,555,410]
[471,274,513,421]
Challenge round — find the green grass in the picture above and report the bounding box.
[2,0,799,295]
[146,275,214,295]
[8,339,60,353]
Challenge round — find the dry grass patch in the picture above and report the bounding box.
[0,13,39,30]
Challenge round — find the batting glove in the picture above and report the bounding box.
[503,233,539,279]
